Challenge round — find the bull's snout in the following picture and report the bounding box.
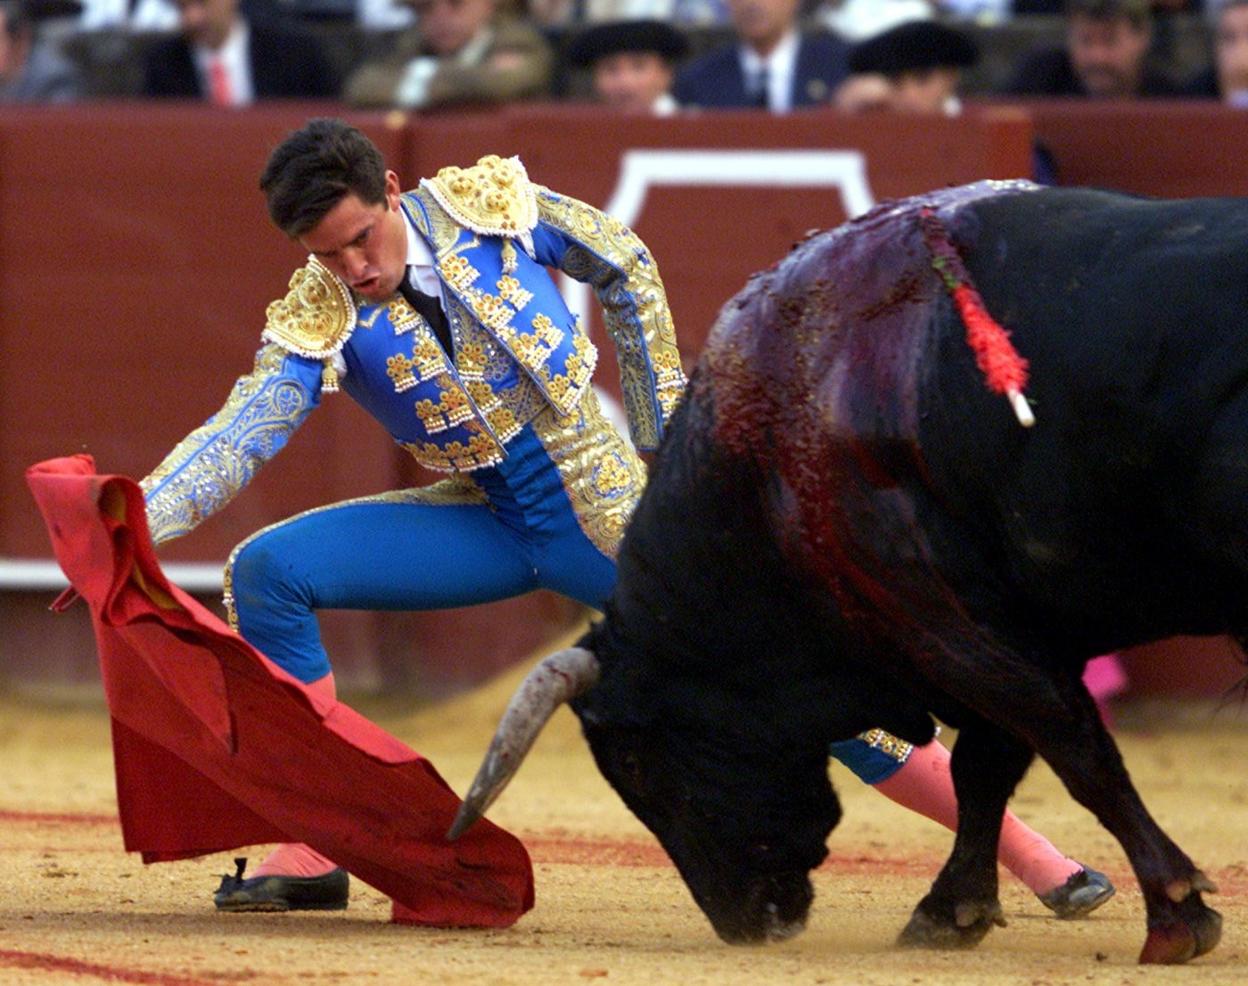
[706,872,813,945]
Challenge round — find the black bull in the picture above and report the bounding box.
[452,181,1247,964]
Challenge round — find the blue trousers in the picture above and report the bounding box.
[227,424,617,685]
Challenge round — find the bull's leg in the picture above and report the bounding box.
[1018,680,1221,964]
[898,719,1030,949]
[936,662,1220,964]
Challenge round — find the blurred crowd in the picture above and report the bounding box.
[4,0,1247,124]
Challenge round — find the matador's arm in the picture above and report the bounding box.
[139,343,323,545]
[529,188,687,451]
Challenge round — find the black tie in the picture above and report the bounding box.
[751,68,770,109]
[398,272,453,355]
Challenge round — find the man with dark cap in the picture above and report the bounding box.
[834,17,1059,184]
[567,18,689,115]
[838,18,978,115]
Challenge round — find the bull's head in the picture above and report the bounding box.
[449,630,842,944]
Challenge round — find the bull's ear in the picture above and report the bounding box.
[447,646,600,840]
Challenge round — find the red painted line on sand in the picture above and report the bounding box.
[0,950,231,986]
[0,810,116,826]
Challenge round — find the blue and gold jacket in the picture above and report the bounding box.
[141,155,686,546]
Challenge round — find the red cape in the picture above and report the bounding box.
[26,455,534,927]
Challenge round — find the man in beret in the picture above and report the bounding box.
[838,18,978,115]
[567,18,689,115]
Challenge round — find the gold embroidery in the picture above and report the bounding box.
[487,406,520,444]
[415,374,474,433]
[402,431,506,473]
[533,333,597,415]
[469,291,514,333]
[530,313,564,348]
[531,389,646,558]
[856,728,915,764]
[413,336,446,382]
[387,296,421,334]
[439,254,480,292]
[652,349,685,418]
[421,155,539,244]
[142,344,314,546]
[466,380,501,412]
[262,259,356,360]
[496,275,533,310]
[387,353,417,392]
[535,188,686,450]
[457,342,488,382]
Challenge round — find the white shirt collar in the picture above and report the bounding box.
[739,30,800,113]
[652,91,679,116]
[193,19,252,106]
[402,203,440,293]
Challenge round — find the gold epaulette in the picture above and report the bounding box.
[261,259,356,390]
[420,155,539,244]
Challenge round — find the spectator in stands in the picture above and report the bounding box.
[835,18,1060,182]
[343,0,553,109]
[0,0,81,102]
[142,0,339,103]
[1006,0,1183,98]
[836,17,977,114]
[566,18,689,114]
[673,0,851,110]
[1185,0,1248,104]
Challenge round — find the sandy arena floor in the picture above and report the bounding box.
[2,643,1247,986]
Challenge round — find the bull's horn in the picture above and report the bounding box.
[447,646,600,841]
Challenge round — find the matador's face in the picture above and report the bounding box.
[299,170,409,303]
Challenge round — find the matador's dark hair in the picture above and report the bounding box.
[259,118,389,237]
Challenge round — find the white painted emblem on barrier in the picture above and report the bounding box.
[562,148,875,325]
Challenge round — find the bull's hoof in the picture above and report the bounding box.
[897,898,1005,950]
[1138,903,1222,965]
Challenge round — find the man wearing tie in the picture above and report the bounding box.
[673,0,850,111]
[142,0,338,104]
[138,118,686,911]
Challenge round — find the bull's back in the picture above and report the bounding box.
[694,183,1248,659]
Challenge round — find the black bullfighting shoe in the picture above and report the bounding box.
[1037,865,1115,919]
[213,857,349,912]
